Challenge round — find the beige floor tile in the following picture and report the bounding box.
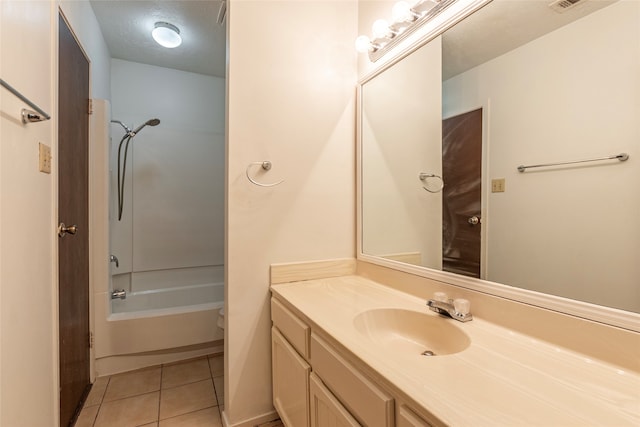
[159,379,216,420]
[208,355,224,377]
[162,358,211,389]
[75,404,99,427]
[212,376,224,405]
[159,407,222,427]
[104,367,161,402]
[94,392,159,427]
[85,376,110,407]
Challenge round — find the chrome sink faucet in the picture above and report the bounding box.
[427,294,472,322]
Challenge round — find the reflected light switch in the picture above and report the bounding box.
[491,178,505,193]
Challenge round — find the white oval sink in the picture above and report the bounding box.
[353,308,471,356]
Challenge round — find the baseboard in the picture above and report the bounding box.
[221,408,280,427]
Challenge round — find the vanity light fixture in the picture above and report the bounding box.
[152,22,182,48]
[356,0,455,62]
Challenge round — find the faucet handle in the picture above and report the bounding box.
[453,298,471,316]
[433,291,448,302]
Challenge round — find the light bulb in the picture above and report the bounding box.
[413,0,438,14]
[152,22,182,48]
[355,35,372,53]
[392,1,413,22]
[372,19,391,39]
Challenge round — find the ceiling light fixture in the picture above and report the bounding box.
[355,0,487,62]
[356,0,448,61]
[152,22,182,48]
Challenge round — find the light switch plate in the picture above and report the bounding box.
[39,143,52,174]
[491,178,505,193]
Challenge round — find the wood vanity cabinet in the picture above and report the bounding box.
[271,297,434,427]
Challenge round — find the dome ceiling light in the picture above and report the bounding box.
[152,22,182,48]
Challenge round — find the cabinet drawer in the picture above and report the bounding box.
[272,298,310,359]
[311,334,393,427]
[310,373,361,427]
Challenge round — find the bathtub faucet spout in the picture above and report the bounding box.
[111,289,126,300]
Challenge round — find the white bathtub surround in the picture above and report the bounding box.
[110,59,225,276]
[271,275,640,426]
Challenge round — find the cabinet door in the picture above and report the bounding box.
[272,327,311,427]
[310,373,361,427]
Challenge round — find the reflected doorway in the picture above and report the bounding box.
[442,108,482,278]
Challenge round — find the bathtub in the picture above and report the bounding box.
[94,268,225,376]
[110,281,224,318]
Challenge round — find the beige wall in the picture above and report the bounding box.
[0,1,58,425]
[225,0,357,425]
[1,1,109,425]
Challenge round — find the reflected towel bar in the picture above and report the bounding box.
[0,78,51,123]
[517,153,629,173]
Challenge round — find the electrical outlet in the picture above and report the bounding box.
[491,178,505,193]
[39,143,52,174]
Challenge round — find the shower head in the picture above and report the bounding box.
[111,120,133,134]
[131,118,161,136]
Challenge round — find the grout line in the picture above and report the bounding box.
[157,364,164,423]
[162,380,208,391]
[91,376,111,427]
[157,404,218,423]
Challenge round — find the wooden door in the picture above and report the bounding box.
[442,109,482,278]
[58,13,91,427]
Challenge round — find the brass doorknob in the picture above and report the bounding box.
[58,222,78,237]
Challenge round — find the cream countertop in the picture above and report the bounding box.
[271,275,640,426]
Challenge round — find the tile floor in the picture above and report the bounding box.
[75,354,232,427]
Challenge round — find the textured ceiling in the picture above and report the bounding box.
[89,0,616,81]
[90,0,226,78]
[442,0,617,80]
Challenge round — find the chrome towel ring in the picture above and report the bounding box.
[419,172,444,193]
[246,161,284,187]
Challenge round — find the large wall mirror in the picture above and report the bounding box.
[359,0,639,330]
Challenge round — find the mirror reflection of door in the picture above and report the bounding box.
[442,108,482,278]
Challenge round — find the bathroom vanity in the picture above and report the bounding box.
[270,1,640,425]
[271,274,640,427]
